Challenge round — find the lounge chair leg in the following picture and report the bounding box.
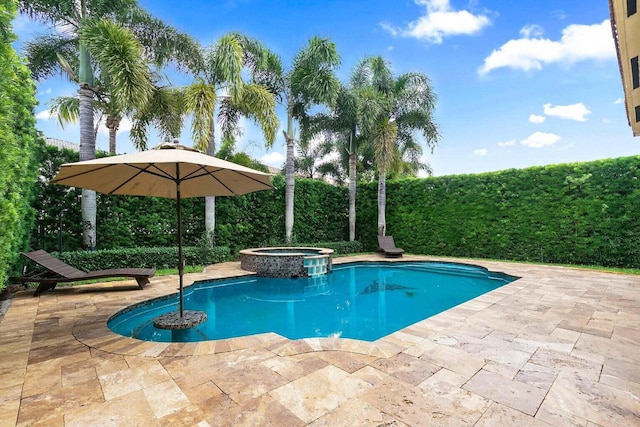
[33,282,57,297]
[136,277,150,289]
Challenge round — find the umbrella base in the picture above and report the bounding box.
[153,310,207,330]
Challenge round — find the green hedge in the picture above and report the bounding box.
[50,246,232,271]
[0,1,44,288]
[356,156,640,268]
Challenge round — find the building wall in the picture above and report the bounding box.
[611,0,640,136]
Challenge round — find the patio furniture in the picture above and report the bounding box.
[377,235,405,258]
[10,250,155,296]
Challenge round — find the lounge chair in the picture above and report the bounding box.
[10,250,155,297]
[377,235,405,258]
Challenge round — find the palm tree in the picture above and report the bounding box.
[353,56,439,236]
[130,84,186,149]
[48,89,126,155]
[179,33,279,243]
[19,0,199,249]
[268,37,341,243]
[306,84,360,239]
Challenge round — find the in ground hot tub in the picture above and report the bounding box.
[239,247,333,278]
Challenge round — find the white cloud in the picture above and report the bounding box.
[474,148,488,156]
[520,132,561,148]
[602,118,611,123]
[36,110,54,120]
[478,19,614,75]
[543,102,591,121]
[261,151,285,167]
[498,140,515,147]
[384,0,491,44]
[520,24,544,38]
[529,114,546,124]
[614,98,623,104]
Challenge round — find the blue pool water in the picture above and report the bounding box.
[108,262,517,342]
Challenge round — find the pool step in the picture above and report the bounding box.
[304,256,329,277]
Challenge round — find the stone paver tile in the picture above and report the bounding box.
[514,331,576,354]
[514,362,558,390]
[456,336,533,371]
[558,319,613,339]
[181,380,224,404]
[64,389,159,427]
[214,360,289,404]
[550,327,581,344]
[308,397,410,427]
[418,341,487,377]
[315,350,377,374]
[61,364,98,387]
[602,357,640,386]
[97,357,172,401]
[537,369,640,426]
[17,379,104,426]
[142,379,191,418]
[269,365,372,423]
[529,348,602,382]
[475,402,553,426]
[419,368,469,389]
[613,325,640,343]
[221,394,305,427]
[352,365,389,386]
[577,330,628,363]
[260,354,328,381]
[158,404,210,426]
[0,383,21,427]
[463,369,546,416]
[369,351,440,386]
[361,375,490,426]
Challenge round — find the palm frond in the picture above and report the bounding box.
[80,19,153,111]
[48,96,80,128]
[24,33,77,80]
[184,80,217,151]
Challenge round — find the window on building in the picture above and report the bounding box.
[635,105,640,122]
[629,0,637,16]
[632,57,639,89]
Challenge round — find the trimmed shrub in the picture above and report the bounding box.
[0,2,44,291]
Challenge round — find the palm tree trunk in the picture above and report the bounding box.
[377,172,386,237]
[79,84,97,249]
[284,106,295,243]
[205,120,216,245]
[106,115,120,154]
[348,132,356,241]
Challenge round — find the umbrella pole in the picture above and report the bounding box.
[177,178,184,318]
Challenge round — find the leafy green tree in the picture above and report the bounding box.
[0,0,44,289]
[267,36,341,243]
[19,0,198,248]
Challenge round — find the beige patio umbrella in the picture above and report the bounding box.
[51,141,273,326]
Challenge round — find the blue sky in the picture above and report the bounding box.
[12,0,639,176]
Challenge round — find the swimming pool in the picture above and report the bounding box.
[108,262,517,342]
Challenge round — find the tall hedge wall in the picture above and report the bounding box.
[0,1,44,287]
[356,156,640,268]
[25,146,640,272]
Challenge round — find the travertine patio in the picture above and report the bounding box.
[1,255,639,426]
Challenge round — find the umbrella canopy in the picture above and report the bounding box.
[51,142,273,198]
[51,142,274,321]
